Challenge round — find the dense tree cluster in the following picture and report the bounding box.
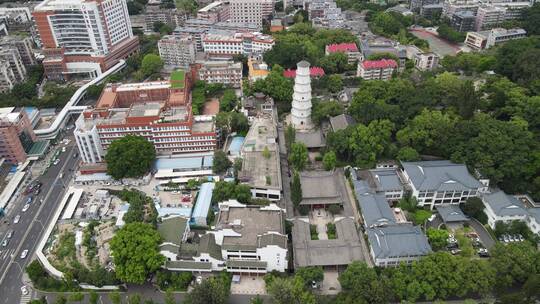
[185,272,231,304]
[369,12,429,49]
[437,21,466,43]
[211,180,252,204]
[105,135,156,180]
[263,23,358,69]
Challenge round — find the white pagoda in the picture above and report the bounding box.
[291,60,313,130]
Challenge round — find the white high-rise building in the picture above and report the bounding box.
[229,0,274,29]
[291,61,313,130]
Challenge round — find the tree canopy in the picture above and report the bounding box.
[109,222,164,284]
[105,135,156,180]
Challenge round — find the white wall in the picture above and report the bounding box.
[257,245,287,272]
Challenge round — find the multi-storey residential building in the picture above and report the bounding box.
[490,0,533,20]
[158,35,196,68]
[145,6,186,30]
[0,107,36,164]
[357,59,397,81]
[32,0,139,81]
[174,27,207,53]
[409,0,442,13]
[465,27,526,50]
[190,60,242,88]
[414,52,439,71]
[74,71,216,164]
[202,30,274,57]
[400,160,488,210]
[0,36,35,66]
[197,1,230,23]
[475,5,506,31]
[306,0,345,28]
[0,47,25,82]
[164,200,288,273]
[229,0,274,29]
[442,0,480,18]
[0,60,15,92]
[451,10,476,32]
[325,43,362,64]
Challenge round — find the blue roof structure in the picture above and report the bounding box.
[191,182,215,222]
[228,136,245,154]
[155,155,213,171]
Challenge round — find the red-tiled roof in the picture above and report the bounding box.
[283,67,326,78]
[326,43,359,53]
[361,59,398,70]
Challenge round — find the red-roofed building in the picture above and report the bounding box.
[325,43,362,64]
[357,59,397,81]
[283,67,325,78]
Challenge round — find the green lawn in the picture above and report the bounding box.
[170,70,185,89]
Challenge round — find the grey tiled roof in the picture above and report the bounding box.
[436,205,468,223]
[401,160,482,192]
[227,260,267,268]
[369,168,403,192]
[329,114,356,132]
[353,180,396,228]
[367,224,432,259]
[197,233,222,260]
[482,191,528,217]
[295,129,326,148]
[258,233,287,249]
[166,260,212,270]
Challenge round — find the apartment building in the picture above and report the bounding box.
[145,6,186,30]
[475,5,506,31]
[190,60,242,88]
[74,72,217,164]
[229,0,274,29]
[410,0,442,13]
[442,0,480,18]
[202,31,274,57]
[325,43,362,64]
[0,107,36,164]
[400,160,488,210]
[465,27,526,50]
[414,52,439,71]
[0,36,35,66]
[164,200,288,273]
[451,10,476,32]
[0,60,15,92]
[32,0,139,81]
[197,1,230,23]
[306,0,345,28]
[357,59,397,81]
[158,35,196,68]
[0,47,25,82]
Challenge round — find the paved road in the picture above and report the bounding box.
[469,218,496,249]
[0,138,78,304]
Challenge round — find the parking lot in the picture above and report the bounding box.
[230,275,266,295]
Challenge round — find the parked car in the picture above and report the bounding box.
[450,249,462,255]
[20,286,28,295]
[503,235,509,243]
[26,197,32,204]
[196,276,203,285]
[478,248,490,258]
[13,215,20,224]
[6,230,13,239]
[518,234,525,242]
[447,243,459,250]
[508,235,515,242]
[22,204,30,212]
[1,239,8,247]
[20,249,28,259]
[311,280,319,289]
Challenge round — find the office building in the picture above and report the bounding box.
[32,0,139,81]
[74,71,217,164]
[442,0,480,18]
[190,60,242,88]
[158,35,196,68]
[357,59,397,81]
[229,0,274,29]
[414,52,439,71]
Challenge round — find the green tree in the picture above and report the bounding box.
[185,274,231,304]
[522,3,540,35]
[311,100,343,126]
[319,53,348,74]
[289,142,308,171]
[109,292,122,304]
[285,124,296,152]
[68,292,84,302]
[140,54,163,77]
[490,242,540,289]
[262,146,271,159]
[437,21,466,43]
[338,261,390,304]
[165,289,176,304]
[250,295,264,304]
[105,135,156,179]
[426,228,449,251]
[128,294,141,304]
[29,297,47,304]
[326,74,344,93]
[219,89,237,112]
[213,150,232,174]
[267,276,316,304]
[291,171,302,207]
[55,296,67,304]
[109,222,165,284]
[295,267,324,287]
[461,197,487,224]
[397,146,420,161]
[89,290,98,304]
[322,151,337,170]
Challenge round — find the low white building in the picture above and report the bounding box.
[357,59,397,81]
[465,28,526,50]
[202,31,274,57]
[414,52,439,71]
[482,191,540,235]
[401,160,488,210]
